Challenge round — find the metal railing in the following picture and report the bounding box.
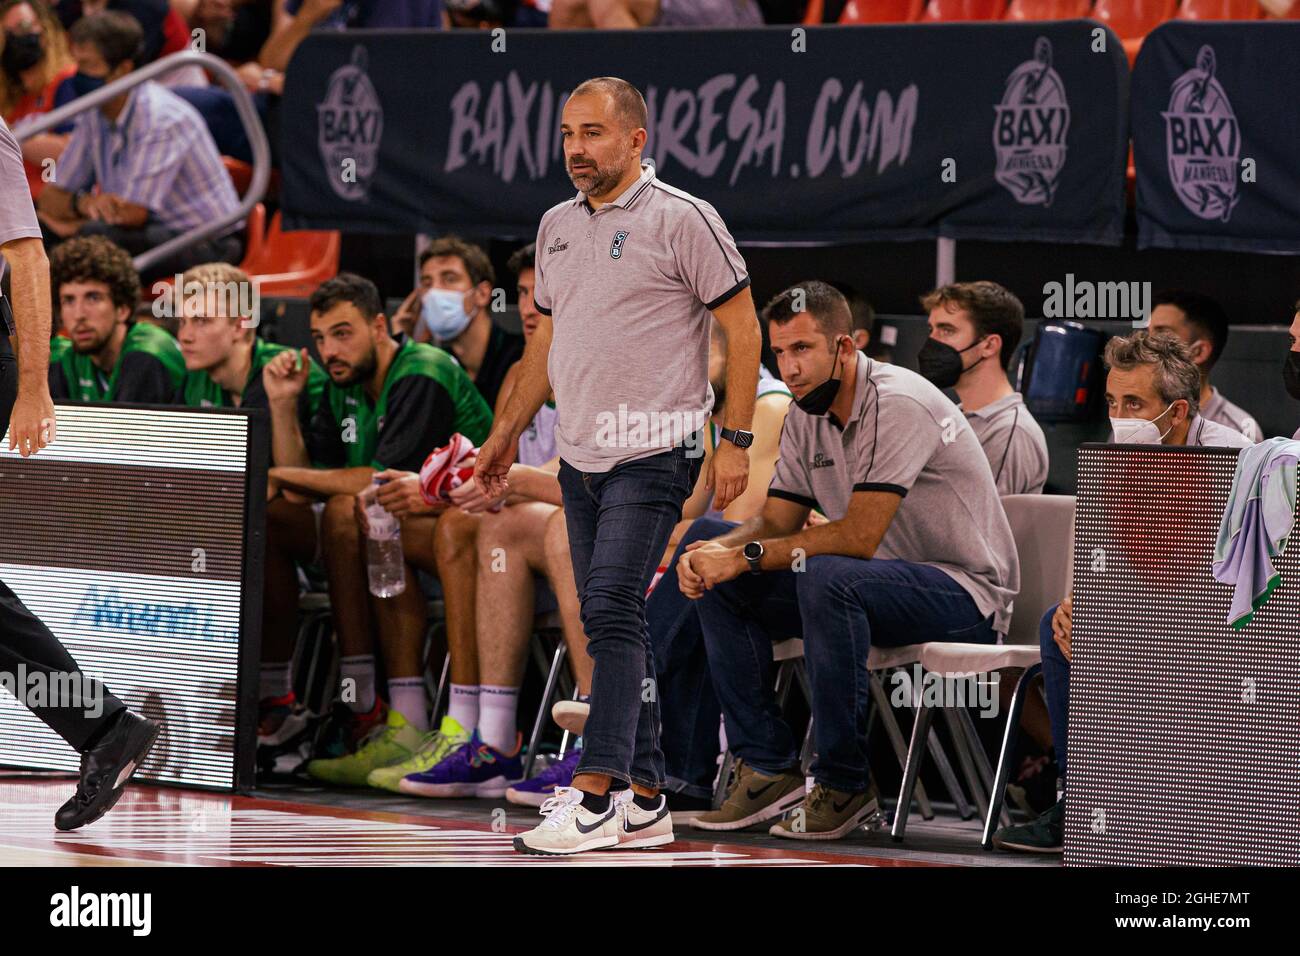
[16,49,271,273]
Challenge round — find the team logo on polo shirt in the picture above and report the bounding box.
[546,237,569,255]
[993,37,1070,208]
[811,452,835,469]
[610,231,629,259]
[1163,45,1241,223]
[317,45,384,203]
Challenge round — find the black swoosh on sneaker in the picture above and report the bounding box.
[746,780,782,801]
[832,797,856,814]
[624,804,670,833]
[574,806,616,833]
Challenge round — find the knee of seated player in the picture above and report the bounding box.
[433,508,479,567]
[320,493,360,548]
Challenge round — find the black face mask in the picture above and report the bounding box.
[794,336,847,416]
[2,31,43,78]
[1284,351,1300,401]
[917,336,988,389]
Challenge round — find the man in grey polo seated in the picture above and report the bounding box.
[670,280,1019,841]
[918,280,1049,495]
[994,330,1253,854]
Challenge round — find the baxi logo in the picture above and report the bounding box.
[610,230,629,259]
[317,45,384,202]
[993,37,1070,208]
[1163,45,1240,223]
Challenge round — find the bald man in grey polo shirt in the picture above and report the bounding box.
[679,281,1019,841]
[476,76,763,855]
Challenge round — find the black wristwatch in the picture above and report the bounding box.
[719,426,754,449]
[743,541,764,574]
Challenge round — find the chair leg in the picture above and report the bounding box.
[941,705,989,822]
[956,696,1010,830]
[924,722,975,821]
[712,744,735,810]
[868,672,935,821]
[982,663,1042,850]
[426,650,450,725]
[557,685,581,758]
[798,716,815,776]
[891,696,934,841]
[522,641,568,781]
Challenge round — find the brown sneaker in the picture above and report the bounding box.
[769,781,881,841]
[688,760,806,831]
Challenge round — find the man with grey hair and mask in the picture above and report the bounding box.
[993,330,1253,855]
[475,75,763,855]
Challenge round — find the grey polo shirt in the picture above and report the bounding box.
[1184,414,1254,449]
[961,392,1049,495]
[768,354,1020,634]
[533,162,750,472]
[0,116,42,338]
[1201,387,1260,443]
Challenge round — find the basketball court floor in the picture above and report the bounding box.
[0,774,1057,867]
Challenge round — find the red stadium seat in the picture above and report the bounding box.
[840,0,925,22]
[921,0,1007,19]
[222,157,254,197]
[239,203,268,272]
[803,0,826,22]
[240,210,341,299]
[1176,0,1261,16]
[1092,0,1177,36]
[1004,0,1091,18]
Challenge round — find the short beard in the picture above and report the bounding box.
[72,328,115,356]
[568,153,631,198]
[333,347,378,387]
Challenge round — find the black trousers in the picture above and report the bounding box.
[0,353,125,751]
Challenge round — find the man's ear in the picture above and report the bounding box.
[852,329,870,351]
[982,332,1003,362]
[1172,398,1192,424]
[1188,338,1212,366]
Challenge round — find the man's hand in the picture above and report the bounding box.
[1051,595,1072,662]
[7,380,55,457]
[390,286,423,338]
[449,463,507,514]
[474,426,518,499]
[708,440,749,512]
[79,193,125,224]
[372,469,440,518]
[301,0,344,22]
[263,347,311,403]
[678,539,742,598]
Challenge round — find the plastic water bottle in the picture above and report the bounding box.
[365,478,406,598]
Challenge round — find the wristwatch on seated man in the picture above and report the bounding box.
[743,540,764,574]
[718,426,754,448]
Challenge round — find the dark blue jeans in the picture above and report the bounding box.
[697,553,996,793]
[1039,604,1070,781]
[647,516,738,798]
[558,444,702,789]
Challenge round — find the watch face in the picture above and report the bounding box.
[730,429,754,448]
[743,542,763,560]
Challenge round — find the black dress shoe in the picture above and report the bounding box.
[55,711,162,831]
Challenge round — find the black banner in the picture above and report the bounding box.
[281,23,1128,245]
[1134,23,1300,253]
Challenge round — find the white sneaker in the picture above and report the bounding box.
[551,700,590,736]
[612,789,674,849]
[512,787,620,856]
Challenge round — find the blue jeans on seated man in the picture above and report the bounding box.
[647,515,739,799]
[695,549,997,794]
[557,442,702,790]
[1039,604,1070,782]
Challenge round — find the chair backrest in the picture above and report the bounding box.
[1001,494,1076,645]
[921,0,1007,19]
[1176,0,1260,17]
[1092,0,1178,36]
[1004,0,1092,18]
[841,0,925,21]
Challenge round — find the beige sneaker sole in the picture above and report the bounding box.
[688,785,807,832]
[552,700,589,736]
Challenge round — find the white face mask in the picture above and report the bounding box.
[421,287,474,341]
[1111,403,1176,444]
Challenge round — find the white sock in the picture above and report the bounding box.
[340,655,376,713]
[479,685,520,753]
[447,683,480,731]
[388,678,429,732]
[260,663,291,701]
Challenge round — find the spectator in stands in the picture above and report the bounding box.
[354,242,576,800]
[394,236,524,410]
[260,272,492,784]
[992,331,1252,854]
[258,0,443,73]
[677,281,1017,840]
[549,0,762,27]
[47,233,184,401]
[175,0,273,64]
[1,1,75,195]
[641,317,793,809]
[919,281,1049,495]
[57,1,209,86]
[1148,289,1260,442]
[35,12,242,281]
